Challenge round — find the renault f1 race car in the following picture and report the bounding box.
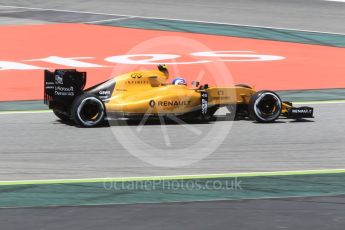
[44,65,314,127]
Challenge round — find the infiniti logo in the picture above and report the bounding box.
[131,73,142,79]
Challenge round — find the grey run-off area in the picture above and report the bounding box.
[0,0,345,34]
[1,196,345,230]
[1,104,344,181]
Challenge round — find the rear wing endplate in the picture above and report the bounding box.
[44,69,86,108]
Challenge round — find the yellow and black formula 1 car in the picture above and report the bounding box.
[44,65,313,127]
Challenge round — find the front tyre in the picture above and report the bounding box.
[71,93,106,127]
[249,90,282,123]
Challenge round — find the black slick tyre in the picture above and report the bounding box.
[71,93,106,127]
[53,110,70,121]
[249,90,282,123]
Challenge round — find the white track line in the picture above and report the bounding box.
[83,16,136,24]
[325,0,345,2]
[293,100,345,105]
[0,110,52,115]
[1,168,345,185]
[0,5,344,35]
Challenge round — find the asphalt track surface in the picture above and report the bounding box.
[1,196,345,230]
[1,0,345,34]
[1,1,345,230]
[1,104,345,181]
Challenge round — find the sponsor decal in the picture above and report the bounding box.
[289,106,313,118]
[55,74,63,85]
[217,90,224,96]
[127,80,149,84]
[157,101,192,107]
[292,108,313,114]
[213,96,230,99]
[99,90,111,95]
[131,73,142,79]
[55,86,74,92]
[201,92,208,115]
[98,90,111,99]
[54,91,74,96]
[214,90,230,99]
[45,85,54,89]
[54,86,74,96]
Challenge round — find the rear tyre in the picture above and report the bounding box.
[249,90,282,123]
[53,110,70,121]
[71,93,106,127]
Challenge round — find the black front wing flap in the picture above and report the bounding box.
[287,106,314,119]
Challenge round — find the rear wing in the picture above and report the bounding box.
[44,69,86,109]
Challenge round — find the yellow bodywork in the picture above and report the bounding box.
[104,69,290,115]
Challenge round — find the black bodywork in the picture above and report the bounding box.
[44,69,116,115]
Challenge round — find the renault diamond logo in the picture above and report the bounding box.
[149,100,155,108]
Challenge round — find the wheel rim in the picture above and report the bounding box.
[77,97,104,126]
[253,92,281,121]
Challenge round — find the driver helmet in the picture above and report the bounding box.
[172,77,187,85]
